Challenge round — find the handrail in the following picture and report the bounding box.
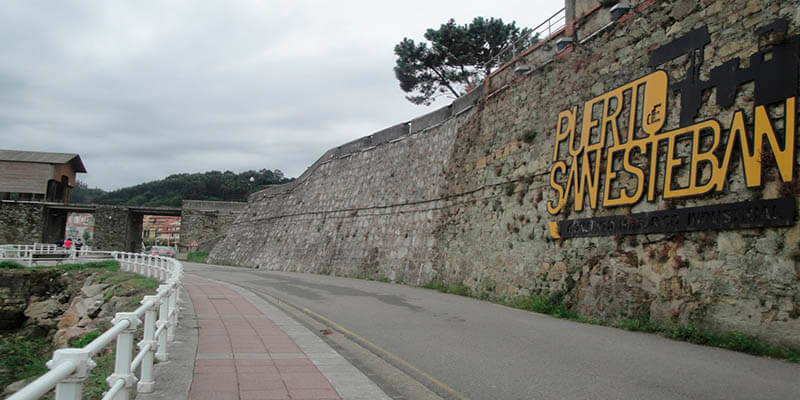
[483,8,566,72]
[2,246,184,400]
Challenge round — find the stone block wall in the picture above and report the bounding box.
[0,201,44,244]
[93,206,131,251]
[211,0,800,346]
[210,112,471,281]
[181,200,247,252]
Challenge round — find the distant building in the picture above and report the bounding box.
[142,215,181,246]
[0,149,87,204]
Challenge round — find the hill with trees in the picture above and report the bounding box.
[71,169,290,207]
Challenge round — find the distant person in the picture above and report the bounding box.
[64,238,73,251]
[75,238,83,256]
[56,239,64,248]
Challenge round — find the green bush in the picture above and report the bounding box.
[187,251,209,263]
[0,261,24,269]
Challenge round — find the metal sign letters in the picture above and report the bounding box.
[548,19,799,238]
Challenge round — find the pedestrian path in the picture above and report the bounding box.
[184,275,391,400]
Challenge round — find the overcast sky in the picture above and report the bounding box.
[1,1,563,190]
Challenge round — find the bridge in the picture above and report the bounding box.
[0,200,245,253]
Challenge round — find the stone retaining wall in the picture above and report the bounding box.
[210,0,800,346]
[0,201,44,244]
[181,200,247,252]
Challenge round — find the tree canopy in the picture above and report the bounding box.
[72,169,290,207]
[394,17,536,105]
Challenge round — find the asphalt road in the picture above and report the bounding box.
[184,262,800,400]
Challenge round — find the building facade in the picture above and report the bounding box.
[0,150,87,204]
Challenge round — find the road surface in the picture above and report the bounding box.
[185,262,800,400]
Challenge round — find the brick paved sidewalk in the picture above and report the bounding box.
[184,275,389,400]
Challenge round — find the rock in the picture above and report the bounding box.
[24,298,66,330]
[717,232,746,256]
[755,231,781,255]
[81,283,109,298]
[53,326,89,348]
[670,0,697,19]
[2,379,28,396]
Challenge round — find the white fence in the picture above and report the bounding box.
[1,247,184,400]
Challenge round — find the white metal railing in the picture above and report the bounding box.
[483,8,567,72]
[2,247,184,400]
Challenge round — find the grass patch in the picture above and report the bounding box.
[614,318,800,361]
[84,347,115,400]
[71,331,102,348]
[504,294,580,320]
[0,261,24,269]
[0,335,51,389]
[36,260,119,271]
[419,280,800,362]
[421,280,471,297]
[187,251,209,263]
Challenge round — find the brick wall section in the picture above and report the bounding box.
[211,0,800,346]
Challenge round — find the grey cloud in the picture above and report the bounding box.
[1,0,563,190]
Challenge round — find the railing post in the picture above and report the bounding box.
[155,285,170,361]
[138,296,159,392]
[106,312,140,400]
[47,348,96,400]
[167,284,178,341]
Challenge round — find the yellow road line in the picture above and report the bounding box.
[301,307,471,400]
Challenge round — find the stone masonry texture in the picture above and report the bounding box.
[211,0,800,347]
[181,200,247,252]
[0,201,44,244]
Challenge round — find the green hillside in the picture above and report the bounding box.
[72,169,290,207]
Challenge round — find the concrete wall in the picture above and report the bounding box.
[203,0,800,346]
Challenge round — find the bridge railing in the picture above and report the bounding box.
[2,247,184,400]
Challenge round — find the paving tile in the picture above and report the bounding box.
[186,277,387,400]
[196,358,235,368]
[235,358,274,367]
[238,373,288,391]
[190,374,238,392]
[286,388,341,399]
[240,390,290,400]
[188,390,239,400]
[194,365,236,375]
[198,342,233,353]
[281,372,335,390]
[273,359,315,368]
[237,365,280,375]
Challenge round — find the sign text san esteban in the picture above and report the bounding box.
[548,20,799,239]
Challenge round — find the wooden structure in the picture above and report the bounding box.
[0,149,87,204]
